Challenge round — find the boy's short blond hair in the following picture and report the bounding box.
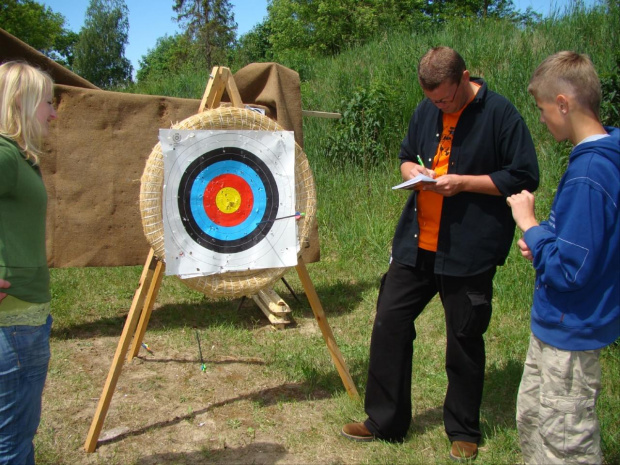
[528,51,601,117]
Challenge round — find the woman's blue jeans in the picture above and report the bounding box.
[0,314,52,465]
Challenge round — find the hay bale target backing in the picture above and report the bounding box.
[139,106,317,298]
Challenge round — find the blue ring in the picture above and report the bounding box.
[189,161,267,241]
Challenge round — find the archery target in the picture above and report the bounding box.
[160,129,297,278]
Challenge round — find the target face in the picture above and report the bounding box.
[179,148,277,252]
[160,129,297,278]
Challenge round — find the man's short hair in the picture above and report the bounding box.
[417,46,466,91]
[528,51,602,116]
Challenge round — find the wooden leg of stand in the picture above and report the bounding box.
[295,259,359,400]
[83,249,159,452]
[128,258,165,360]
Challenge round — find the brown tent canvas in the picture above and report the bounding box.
[0,28,319,269]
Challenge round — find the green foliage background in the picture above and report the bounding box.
[0,0,77,66]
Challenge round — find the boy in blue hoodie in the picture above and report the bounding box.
[507,51,619,464]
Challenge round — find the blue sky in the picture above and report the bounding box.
[41,0,597,73]
[42,0,269,72]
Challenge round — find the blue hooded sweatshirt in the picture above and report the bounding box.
[523,126,620,351]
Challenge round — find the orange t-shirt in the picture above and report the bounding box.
[417,84,480,251]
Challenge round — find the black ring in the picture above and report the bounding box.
[177,146,279,253]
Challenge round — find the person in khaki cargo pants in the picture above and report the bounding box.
[508,51,619,465]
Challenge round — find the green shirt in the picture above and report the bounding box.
[0,136,51,315]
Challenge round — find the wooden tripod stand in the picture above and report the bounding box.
[83,67,359,453]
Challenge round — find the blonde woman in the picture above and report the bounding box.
[0,61,57,465]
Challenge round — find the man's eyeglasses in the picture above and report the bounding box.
[432,79,461,105]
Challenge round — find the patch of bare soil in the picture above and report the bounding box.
[40,317,356,465]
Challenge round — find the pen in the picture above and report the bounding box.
[416,154,425,167]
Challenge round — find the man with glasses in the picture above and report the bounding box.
[341,46,539,462]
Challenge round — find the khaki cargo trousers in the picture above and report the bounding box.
[516,333,602,465]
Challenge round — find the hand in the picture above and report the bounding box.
[411,165,436,179]
[0,278,10,303]
[423,174,462,197]
[506,190,538,232]
[517,238,533,261]
[401,161,436,184]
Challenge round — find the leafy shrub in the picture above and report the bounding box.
[600,56,620,128]
[324,81,398,169]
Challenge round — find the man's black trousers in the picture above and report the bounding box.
[363,250,496,443]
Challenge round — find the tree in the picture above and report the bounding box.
[264,0,540,67]
[0,0,78,66]
[232,21,273,67]
[266,0,427,60]
[48,30,79,68]
[173,0,237,70]
[72,0,132,88]
[420,0,540,23]
[136,33,198,82]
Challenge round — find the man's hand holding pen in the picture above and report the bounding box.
[415,154,435,178]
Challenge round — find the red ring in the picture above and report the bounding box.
[203,174,254,227]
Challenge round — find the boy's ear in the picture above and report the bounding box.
[556,94,569,115]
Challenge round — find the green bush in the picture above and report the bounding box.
[600,56,620,127]
[324,81,398,170]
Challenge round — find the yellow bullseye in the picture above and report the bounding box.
[215,187,242,214]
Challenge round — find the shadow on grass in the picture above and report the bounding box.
[134,355,266,366]
[403,358,524,441]
[482,358,523,428]
[96,382,330,448]
[136,442,289,465]
[302,276,380,317]
[50,299,267,340]
[409,406,443,437]
[479,358,524,447]
[51,276,378,340]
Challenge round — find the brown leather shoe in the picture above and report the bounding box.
[341,422,375,442]
[450,441,478,462]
